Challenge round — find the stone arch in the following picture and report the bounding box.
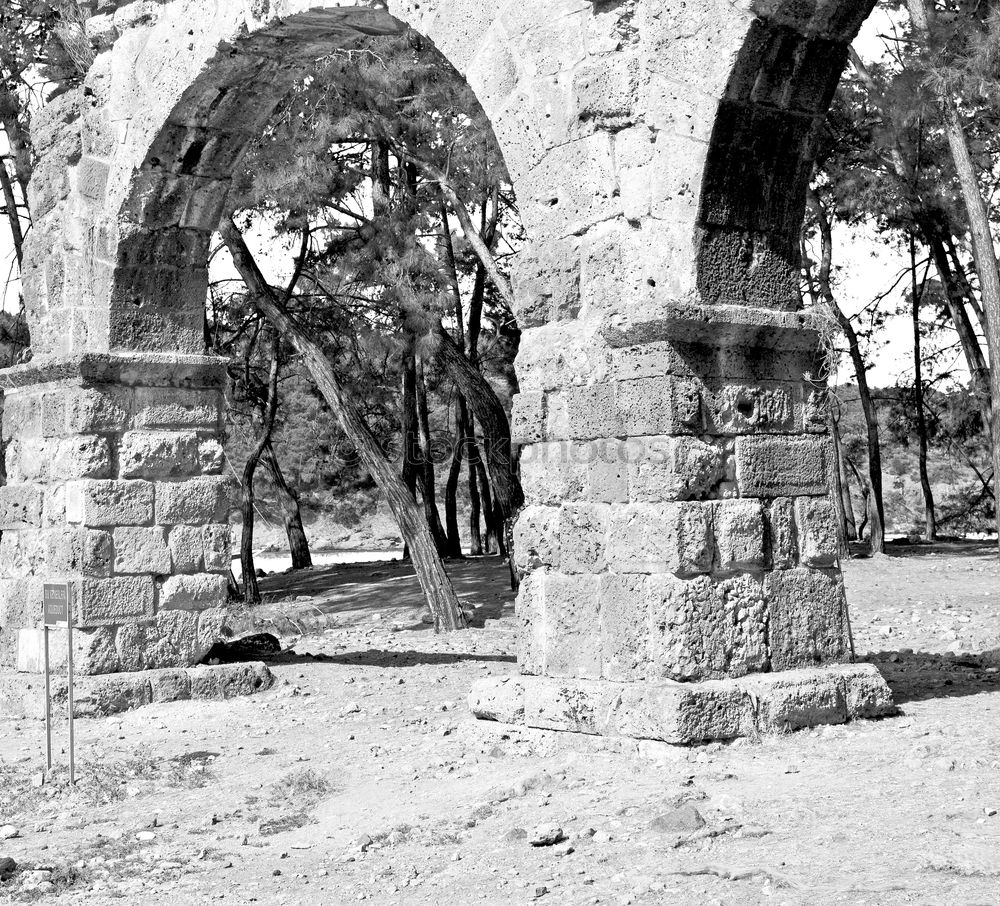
[1,0,895,740]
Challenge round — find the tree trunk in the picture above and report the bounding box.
[0,162,24,268]
[908,0,1000,552]
[910,234,936,541]
[241,332,281,607]
[443,397,467,558]
[466,410,484,556]
[836,419,859,540]
[432,322,524,524]
[414,354,449,554]
[263,440,313,569]
[807,189,885,555]
[220,217,467,631]
[829,409,852,557]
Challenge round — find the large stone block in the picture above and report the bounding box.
[627,436,724,502]
[795,495,840,566]
[513,506,559,573]
[606,502,712,576]
[202,524,232,572]
[537,572,601,679]
[646,573,768,681]
[167,524,204,572]
[132,387,222,430]
[76,576,155,627]
[735,435,828,497]
[617,377,703,437]
[155,476,231,524]
[520,442,588,506]
[114,526,171,574]
[599,573,648,681]
[65,386,130,434]
[765,567,849,670]
[65,479,155,527]
[557,503,608,574]
[0,485,43,530]
[157,572,229,611]
[119,430,202,479]
[704,381,799,434]
[572,55,639,130]
[713,499,765,571]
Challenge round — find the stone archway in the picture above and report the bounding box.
[0,0,894,741]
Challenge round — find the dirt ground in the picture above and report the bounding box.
[3,544,1000,906]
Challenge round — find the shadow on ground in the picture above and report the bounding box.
[864,649,1000,704]
[269,649,518,668]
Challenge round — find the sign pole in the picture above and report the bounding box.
[43,625,52,771]
[67,610,75,786]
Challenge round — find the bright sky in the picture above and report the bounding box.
[0,6,964,389]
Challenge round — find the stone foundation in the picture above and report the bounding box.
[469,663,894,745]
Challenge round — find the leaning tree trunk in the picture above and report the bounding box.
[220,217,467,631]
[241,332,281,607]
[908,0,1000,553]
[910,234,936,541]
[263,440,313,569]
[443,396,468,559]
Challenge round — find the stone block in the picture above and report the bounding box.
[114,526,171,574]
[202,524,231,572]
[564,383,621,440]
[627,436,724,502]
[467,676,525,724]
[766,497,797,568]
[557,503,608,574]
[704,381,798,434]
[132,387,222,429]
[168,524,204,572]
[617,377,703,437]
[66,480,155,527]
[513,506,559,573]
[599,573,648,681]
[155,476,231,524]
[149,668,191,702]
[735,435,828,497]
[539,572,601,679]
[157,573,229,612]
[516,572,547,676]
[119,431,202,479]
[511,391,547,444]
[65,386,129,434]
[45,528,113,577]
[54,436,113,479]
[585,448,629,503]
[189,662,273,699]
[646,573,768,681]
[713,499,765,571]
[607,502,712,576]
[765,568,849,670]
[0,485,43,529]
[520,442,588,506]
[198,437,225,474]
[76,576,155,627]
[795,495,840,566]
[572,55,639,130]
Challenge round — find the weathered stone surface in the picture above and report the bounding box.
[765,568,849,670]
[606,502,712,576]
[766,497,797,568]
[66,479,154,527]
[627,436,724,502]
[167,524,204,572]
[713,499,765,571]
[155,476,231,524]
[119,431,202,479]
[77,576,155,627]
[735,435,828,497]
[795,495,840,567]
[158,573,229,611]
[0,486,43,530]
[114,526,171,574]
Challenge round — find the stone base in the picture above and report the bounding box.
[468,664,895,745]
[0,661,273,719]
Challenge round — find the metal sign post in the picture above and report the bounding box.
[42,584,74,784]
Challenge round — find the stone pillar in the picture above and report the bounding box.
[472,307,893,742]
[0,354,233,675]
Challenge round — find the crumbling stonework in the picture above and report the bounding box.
[2,0,892,736]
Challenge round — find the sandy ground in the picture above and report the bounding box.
[3,544,1000,906]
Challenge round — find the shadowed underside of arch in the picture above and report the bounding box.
[0,0,895,740]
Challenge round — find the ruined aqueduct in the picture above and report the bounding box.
[0,0,896,741]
